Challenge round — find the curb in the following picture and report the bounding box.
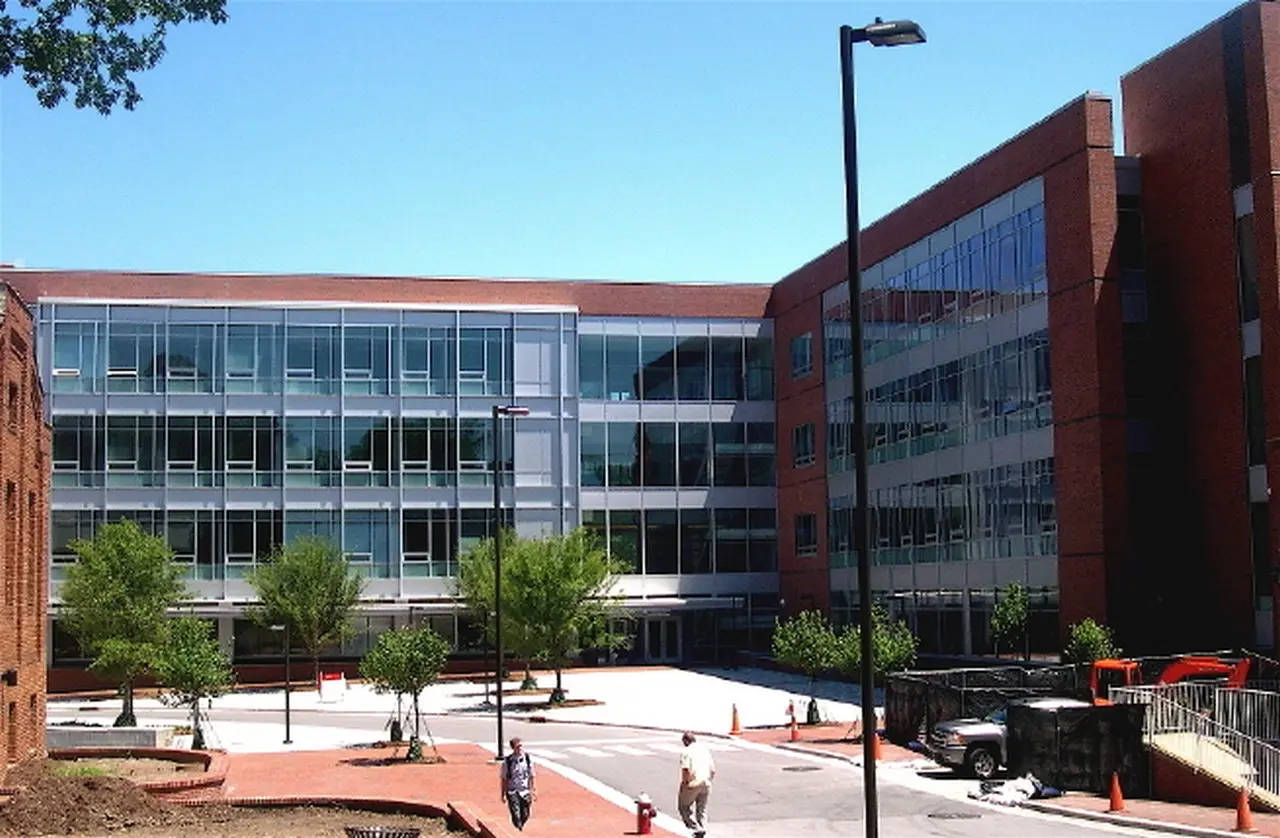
[44,746,229,795]
[1020,800,1247,838]
[770,741,934,771]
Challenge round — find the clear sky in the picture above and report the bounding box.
[0,1,1243,284]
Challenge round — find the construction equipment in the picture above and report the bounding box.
[1090,656,1251,706]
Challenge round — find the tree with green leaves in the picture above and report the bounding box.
[359,625,451,761]
[246,536,365,684]
[1063,618,1120,664]
[458,527,628,704]
[772,610,839,724]
[837,605,919,687]
[60,519,188,726]
[2,0,228,114]
[990,582,1029,659]
[153,617,232,749]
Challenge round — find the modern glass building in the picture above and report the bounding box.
[19,276,778,675]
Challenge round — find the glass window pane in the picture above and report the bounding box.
[580,422,606,486]
[607,422,638,486]
[606,336,638,401]
[713,423,746,486]
[644,509,678,574]
[609,510,640,572]
[678,423,710,487]
[676,337,708,400]
[715,508,747,572]
[680,509,711,574]
[745,337,772,399]
[579,335,605,399]
[641,336,675,400]
[641,422,676,487]
[711,337,743,400]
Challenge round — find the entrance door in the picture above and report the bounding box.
[645,617,681,663]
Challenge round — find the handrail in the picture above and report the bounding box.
[1111,687,1280,800]
[1113,682,1280,744]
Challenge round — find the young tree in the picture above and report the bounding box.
[455,530,544,690]
[1,0,229,114]
[458,527,628,704]
[153,617,232,749]
[246,536,365,684]
[1063,618,1120,664]
[772,610,839,724]
[990,582,1029,659]
[837,605,919,686]
[360,626,451,761]
[60,519,188,726]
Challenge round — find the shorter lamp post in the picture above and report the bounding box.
[270,623,292,745]
[492,403,529,760]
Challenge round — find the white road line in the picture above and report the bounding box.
[529,749,566,760]
[647,742,686,754]
[604,744,654,756]
[702,741,741,751]
[565,746,614,758]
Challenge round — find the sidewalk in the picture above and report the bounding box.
[1026,793,1280,837]
[190,743,681,838]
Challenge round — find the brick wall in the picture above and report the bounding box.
[0,284,50,780]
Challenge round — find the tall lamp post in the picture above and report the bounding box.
[839,17,925,838]
[492,403,529,760]
[270,623,293,745]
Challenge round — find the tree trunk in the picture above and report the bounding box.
[312,655,320,688]
[550,668,565,704]
[191,700,205,750]
[115,680,137,727]
[412,691,421,741]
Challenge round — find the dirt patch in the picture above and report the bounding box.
[52,758,203,782]
[0,771,199,836]
[512,698,604,711]
[6,804,447,837]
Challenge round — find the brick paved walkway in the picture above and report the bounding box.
[204,743,681,837]
[1035,793,1280,836]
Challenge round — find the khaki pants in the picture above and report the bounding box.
[678,783,711,835]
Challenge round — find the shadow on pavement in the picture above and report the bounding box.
[686,666,882,707]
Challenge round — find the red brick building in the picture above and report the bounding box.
[0,284,50,777]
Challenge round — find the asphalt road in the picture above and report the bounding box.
[51,703,1167,838]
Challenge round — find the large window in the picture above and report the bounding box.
[105,416,163,486]
[224,510,282,573]
[285,325,340,394]
[641,336,675,400]
[605,335,639,401]
[676,337,709,400]
[641,423,677,487]
[52,321,102,393]
[678,422,710,487]
[343,416,392,486]
[679,509,712,574]
[343,326,391,395]
[166,324,217,393]
[578,335,606,399]
[711,337,743,401]
[226,416,281,486]
[167,415,218,487]
[344,510,393,577]
[52,415,100,486]
[606,422,639,486]
[795,513,818,556]
[403,509,456,577]
[580,423,607,486]
[745,337,773,400]
[644,509,679,574]
[226,324,280,394]
[458,328,510,396]
[792,423,815,468]
[284,416,341,486]
[587,507,776,575]
[107,322,161,393]
[401,327,455,396]
[400,417,456,486]
[790,333,813,379]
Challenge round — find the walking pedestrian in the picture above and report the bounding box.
[677,731,715,838]
[500,737,536,831]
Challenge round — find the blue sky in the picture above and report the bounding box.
[0,1,1242,284]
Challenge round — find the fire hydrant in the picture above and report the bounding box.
[635,792,657,835]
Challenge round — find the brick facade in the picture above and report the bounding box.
[0,284,50,779]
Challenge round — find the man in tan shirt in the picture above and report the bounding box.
[677,731,716,838]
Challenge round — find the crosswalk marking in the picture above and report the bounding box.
[702,741,739,751]
[647,743,686,754]
[530,749,566,760]
[565,746,614,758]
[605,744,653,756]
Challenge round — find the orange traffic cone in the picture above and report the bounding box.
[790,717,799,742]
[730,704,742,736]
[1107,772,1125,813]
[871,732,882,761]
[1236,786,1256,833]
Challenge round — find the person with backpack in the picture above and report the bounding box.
[500,737,536,831]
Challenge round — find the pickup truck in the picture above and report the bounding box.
[926,697,1091,779]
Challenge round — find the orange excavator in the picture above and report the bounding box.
[1089,656,1251,706]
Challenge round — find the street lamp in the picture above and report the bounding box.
[839,17,925,838]
[270,623,293,745]
[492,403,529,760]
